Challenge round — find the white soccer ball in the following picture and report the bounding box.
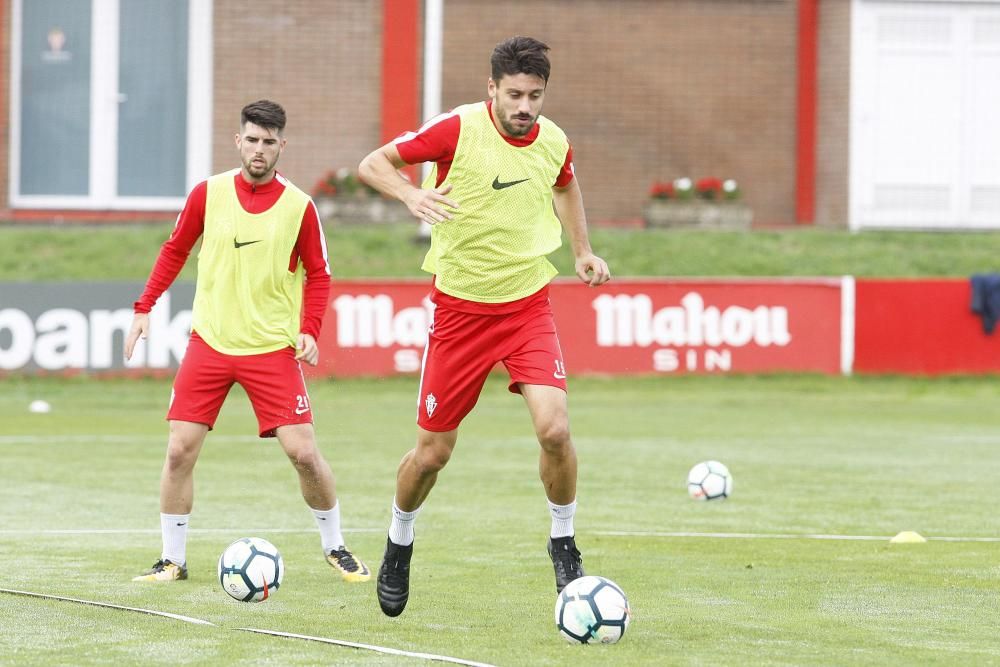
[554,575,631,644]
[687,460,733,501]
[218,537,284,602]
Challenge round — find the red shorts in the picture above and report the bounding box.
[416,294,568,432]
[168,332,313,437]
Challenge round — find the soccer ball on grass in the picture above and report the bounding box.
[555,575,631,644]
[218,537,284,602]
[687,460,733,500]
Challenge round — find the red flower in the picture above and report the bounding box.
[695,177,724,201]
[312,178,337,197]
[649,181,675,199]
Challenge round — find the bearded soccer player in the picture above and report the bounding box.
[126,100,369,585]
[359,36,611,616]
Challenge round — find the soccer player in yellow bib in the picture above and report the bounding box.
[360,36,611,616]
[126,100,369,585]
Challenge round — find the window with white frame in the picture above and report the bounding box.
[10,0,212,210]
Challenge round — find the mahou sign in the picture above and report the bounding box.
[313,278,851,377]
[0,279,855,376]
[10,278,1000,376]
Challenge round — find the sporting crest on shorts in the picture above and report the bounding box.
[425,393,438,418]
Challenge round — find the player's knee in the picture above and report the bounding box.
[414,442,451,474]
[164,439,199,471]
[537,421,572,453]
[285,444,320,472]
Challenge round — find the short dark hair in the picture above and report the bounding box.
[240,99,286,133]
[490,36,551,83]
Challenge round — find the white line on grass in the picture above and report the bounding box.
[0,588,216,625]
[0,589,497,667]
[0,528,383,535]
[236,628,497,667]
[0,435,265,444]
[596,530,1000,542]
[5,528,998,542]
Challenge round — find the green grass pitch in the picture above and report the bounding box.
[1,373,998,665]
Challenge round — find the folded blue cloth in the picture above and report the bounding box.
[970,273,1000,334]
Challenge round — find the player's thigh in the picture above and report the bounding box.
[501,310,568,394]
[168,334,235,428]
[234,346,312,438]
[416,308,498,432]
[519,383,569,424]
[518,383,570,446]
[166,420,211,457]
[414,426,459,469]
[274,422,321,465]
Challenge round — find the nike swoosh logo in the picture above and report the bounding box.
[234,238,262,249]
[492,176,530,190]
[295,406,310,415]
[553,372,567,380]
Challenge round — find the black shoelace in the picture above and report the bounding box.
[330,550,359,570]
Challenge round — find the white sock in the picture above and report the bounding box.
[160,512,190,565]
[388,499,421,546]
[548,499,576,539]
[312,503,345,552]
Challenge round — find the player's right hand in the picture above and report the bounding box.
[576,253,611,287]
[404,183,459,225]
[124,312,149,361]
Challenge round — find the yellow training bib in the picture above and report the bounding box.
[421,102,569,303]
[192,169,310,354]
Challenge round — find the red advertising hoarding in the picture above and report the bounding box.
[854,279,1000,375]
[310,278,848,378]
[10,278,997,377]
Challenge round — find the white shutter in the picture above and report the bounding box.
[851,1,1000,229]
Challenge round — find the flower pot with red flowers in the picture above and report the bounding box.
[643,177,752,230]
[311,168,410,224]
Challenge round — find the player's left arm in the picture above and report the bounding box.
[553,176,611,287]
[293,200,331,366]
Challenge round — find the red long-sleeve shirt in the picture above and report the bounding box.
[134,172,331,340]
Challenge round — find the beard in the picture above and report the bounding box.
[498,109,536,137]
[244,155,274,178]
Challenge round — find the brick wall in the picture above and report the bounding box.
[1,0,851,227]
[211,0,382,197]
[441,0,801,225]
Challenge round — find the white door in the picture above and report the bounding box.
[850,0,1000,229]
[9,0,212,210]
